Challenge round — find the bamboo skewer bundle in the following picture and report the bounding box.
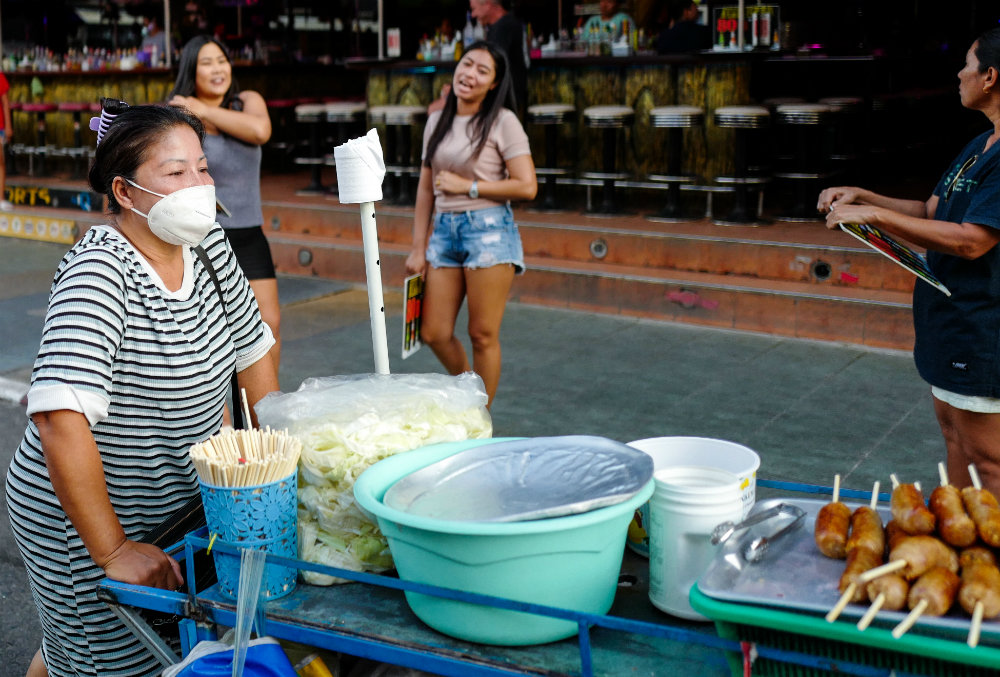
[189,392,301,487]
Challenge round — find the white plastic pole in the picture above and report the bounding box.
[163,0,172,68]
[359,201,390,374]
[737,0,745,51]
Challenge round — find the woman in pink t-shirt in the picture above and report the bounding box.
[405,41,537,408]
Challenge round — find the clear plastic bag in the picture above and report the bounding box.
[255,373,492,584]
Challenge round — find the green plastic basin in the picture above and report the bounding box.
[353,437,655,645]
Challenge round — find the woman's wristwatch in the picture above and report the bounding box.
[468,181,479,199]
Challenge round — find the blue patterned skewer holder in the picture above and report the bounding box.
[200,470,298,601]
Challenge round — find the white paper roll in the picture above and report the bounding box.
[333,128,386,204]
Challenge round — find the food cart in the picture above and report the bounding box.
[96,479,1000,677]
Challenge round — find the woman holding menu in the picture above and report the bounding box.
[817,27,1000,496]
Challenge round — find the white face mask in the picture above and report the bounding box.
[127,179,216,246]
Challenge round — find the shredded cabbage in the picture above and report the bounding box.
[257,373,492,584]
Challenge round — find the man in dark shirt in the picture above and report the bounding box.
[657,0,712,54]
[470,0,529,117]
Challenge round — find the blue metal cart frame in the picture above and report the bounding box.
[93,480,944,677]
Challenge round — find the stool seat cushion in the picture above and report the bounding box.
[22,103,58,113]
[528,103,575,116]
[762,97,805,108]
[775,103,833,114]
[818,97,863,112]
[325,102,367,114]
[714,105,769,117]
[57,102,91,112]
[369,105,427,124]
[650,105,704,116]
[294,103,327,118]
[583,105,635,121]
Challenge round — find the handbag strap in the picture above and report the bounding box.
[193,245,245,430]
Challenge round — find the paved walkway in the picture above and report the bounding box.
[0,236,944,674]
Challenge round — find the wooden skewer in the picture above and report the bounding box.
[240,387,252,429]
[890,473,900,490]
[826,583,856,623]
[833,474,841,504]
[892,598,928,639]
[857,592,885,631]
[938,461,949,487]
[870,481,880,510]
[914,481,921,492]
[969,463,983,491]
[857,559,907,585]
[968,601,985,648]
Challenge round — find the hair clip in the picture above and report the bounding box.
[89,98,130,146]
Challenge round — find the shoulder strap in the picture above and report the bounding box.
[193,245,245,430]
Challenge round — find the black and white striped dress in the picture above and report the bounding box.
[5,224,274,676]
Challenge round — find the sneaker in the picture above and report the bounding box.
[0,200,13,212]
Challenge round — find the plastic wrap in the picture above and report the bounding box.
[256,372,492,584]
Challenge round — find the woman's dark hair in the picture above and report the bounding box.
[169,35,243,111]
[88,105,206,214]
[423,41,515,168]
[975,27,1000,73]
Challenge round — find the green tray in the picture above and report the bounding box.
[690,586,1000,676]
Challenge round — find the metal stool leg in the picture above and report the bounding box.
[727,130,752,223]
[396,124,413,205]
[541,125,560,210]
[599,127,619,214]
[659,128,684,219]
[70,111,85,180]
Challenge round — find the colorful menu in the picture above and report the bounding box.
[402,273,424,358]
[839,222,951,296]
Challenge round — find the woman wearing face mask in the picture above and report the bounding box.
[168,36,281,373]
[4,103,277,677]
[404,41,537,408]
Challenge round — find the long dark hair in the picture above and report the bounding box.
[975,27,1000,73]
[169,35,243,111]
[423,41,515,168]
[88,105,206,214]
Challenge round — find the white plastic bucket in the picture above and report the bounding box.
[625,437,760,556]
[647,466,743,620]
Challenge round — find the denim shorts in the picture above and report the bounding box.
[426,204,525,274]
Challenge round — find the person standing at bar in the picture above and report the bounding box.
[405,41,537,408]
[168,36,282,376]
[582,0,635,40]
[0,71,12,212]
[818,27,1000,496]
[657,0,711,53]
[470,0,529,117]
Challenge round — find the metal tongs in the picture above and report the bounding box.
[711,502,806,563]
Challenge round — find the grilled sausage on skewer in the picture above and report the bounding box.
[930,484,977,548]
[815,501,852,559]
[961,486,1000,547]
[889,535,958,580]
[846,506,885,556]
[891,482,936,535]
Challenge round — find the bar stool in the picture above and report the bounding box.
[294,103,328,195]
[21,102,58,177]
[369,105,426,205]
[713,105,770,227]
[818,96,863,182]
[323,101,367,193]
[581,105,635,215]
[265,99,299,172]
[57,102,93,179]
[647,105,704,222]
[526,103,575,211]
[772,103,833,222]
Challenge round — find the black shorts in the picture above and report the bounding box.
[224,226,276,280]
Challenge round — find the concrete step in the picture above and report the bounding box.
[262,201,918,294]
[266,230,915,351]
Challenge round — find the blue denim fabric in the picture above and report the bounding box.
[425,204,525,274]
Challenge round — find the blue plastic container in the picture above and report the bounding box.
[354,438,655,646]
[200,471,298,601]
